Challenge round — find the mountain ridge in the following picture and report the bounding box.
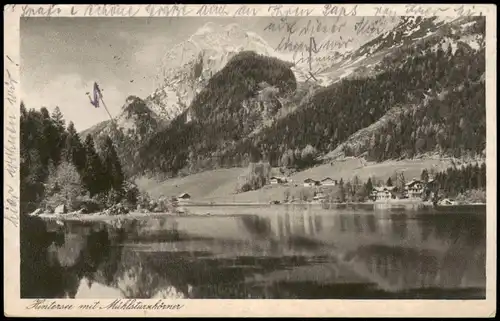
[82,16,486,183]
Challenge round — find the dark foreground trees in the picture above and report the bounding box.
[20,103,135,215]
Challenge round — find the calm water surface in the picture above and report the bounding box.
[20,205,486,299]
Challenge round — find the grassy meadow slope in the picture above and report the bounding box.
[135,168,245,200]
[136,157,456,204]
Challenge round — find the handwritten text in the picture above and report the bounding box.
[454,5,483,16]
[373,6,398,17]
[5,68,17,107]
[322,4,358,17]
[354,17,392,37]
[268,5,314,17]
[26,299,184,311]
[233,5,260,17]
[277,35,353,54]
[4,111,17,179]
[4,55,19,228]
[404,4,451,16]
[196,5,229,16]
[4,185,19,228]
[20,5,61,17]
[145,5,191,17]
[83,5,140,17]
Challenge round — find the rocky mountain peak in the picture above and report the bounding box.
[145,22,279,123]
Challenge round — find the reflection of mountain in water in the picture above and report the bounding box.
[21,206,486,299]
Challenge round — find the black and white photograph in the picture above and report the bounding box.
[5,5,495,314]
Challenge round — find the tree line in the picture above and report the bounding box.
[284,163,486,204]
[20,103,138,215]
[433,162,487,199]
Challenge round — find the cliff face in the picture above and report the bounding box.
[81,96,168,177]
[138,51,297,176]
[144,22,282,123]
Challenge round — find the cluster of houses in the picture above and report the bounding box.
[370,178,435,201]
[269,176,339,187]
[270,173,435,203]
[303,177,338,187]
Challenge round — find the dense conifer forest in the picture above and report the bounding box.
[20,103,137,215]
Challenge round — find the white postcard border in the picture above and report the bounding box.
[3,4,497,317]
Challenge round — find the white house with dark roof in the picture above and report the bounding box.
[176,193,191,202]
[373,186,397,201]
[270,176,287,185]
[303,178,320,187]
[320,177,338,186]
[313,191,326,201]
[405,179,424,199]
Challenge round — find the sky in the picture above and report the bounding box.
[21,17,396,130]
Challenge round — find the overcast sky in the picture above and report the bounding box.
[21,17,396,130]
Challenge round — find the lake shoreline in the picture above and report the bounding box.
[31,202,487,222]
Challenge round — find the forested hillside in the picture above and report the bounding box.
[335,17,486,161]
[138,51,297,177]
[222,16,486,168]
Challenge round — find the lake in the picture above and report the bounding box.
[20,205,486,299]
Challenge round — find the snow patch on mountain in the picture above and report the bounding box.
[306,16,484,86]
[433,16,461,25]
[145,22,281,122]
[459,34,483,51]
[460,21,477,30]
[431,32,484,55]
[194,22,216,36]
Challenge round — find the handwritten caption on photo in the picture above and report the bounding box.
[26,299,184,311]
[4,54,20,228]
[262,16,389,68]
[8,4,484,18]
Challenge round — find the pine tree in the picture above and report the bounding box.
[337,183,346,203]
[39,107,53,168]
[50,107,67,166]
[365,178,373,193]
[82,134,105,196]
[396,172,406,192]
[420,169,429,183]
[64,122,86,173]
[100,136,125,192]
[51,107,65,130]
[386,177,393,186]
[344,182,353,201]
[352,175,361,195]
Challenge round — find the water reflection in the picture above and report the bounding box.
[21,205,486,299]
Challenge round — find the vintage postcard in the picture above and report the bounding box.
[4,4,497,317]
